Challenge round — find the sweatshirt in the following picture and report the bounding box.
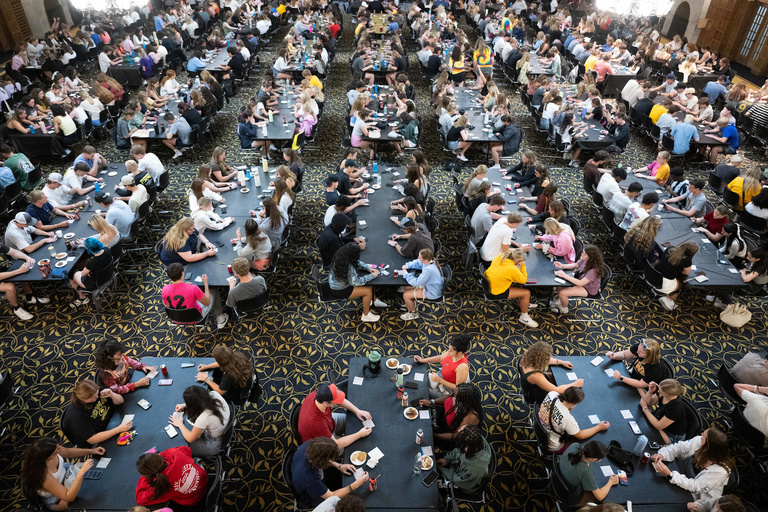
[484,255,527,295]
[135,446,208,506]
[657,436,729,504]
[403,260,444,300]
[439,437,493,494]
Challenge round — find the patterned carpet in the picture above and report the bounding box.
[2,13,768,512]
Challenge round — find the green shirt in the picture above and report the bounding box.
[4,153,35,191]
[559,443,598,495]
[401,121,419,145]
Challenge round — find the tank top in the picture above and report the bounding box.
[442,354,468,384]
[38,454,66,499]
[522,369,548,404]
[57,115,77,136]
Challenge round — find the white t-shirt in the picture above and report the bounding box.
[4,223,35,250]
[127,184,149,212]
[480,218,515,262]
[137,153,165,183]
[191,391,231,439]
[98,53,111,73]
[542,102,558,121]
[742,390,768,447]
[324,205,340,226]
[43,184,73,208]
[538,391,580,452]
[62,169,84,191]
[597,173,621,203]
[620,202,650,230]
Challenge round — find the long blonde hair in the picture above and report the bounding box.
[743,165,762,198]
[163,217,195,252]
[521,341,553,372]
[625,216,662,254]
[89,214,117,239]
[462,165,488,193]
[500,248,526,265]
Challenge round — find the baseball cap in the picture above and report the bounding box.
[14,212,32,225]
[684,87,696,94]
[675,83,686,89]
[94,192,110,203]
[316,383,345,404]
[121,175,136,186]
[48,172,63,184]
[666,72,676,80]
[401,217,416,229]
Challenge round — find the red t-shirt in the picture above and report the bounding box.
[298,390,334,442]
[135,446,208,506]
[329,24,341,39]
[162,282,205,313]
[703,211,728,235]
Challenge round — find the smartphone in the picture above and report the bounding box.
[648,441,661,450]
[422,470,440,487]
[404,381,418,389]
[629,421,642,435]
[165,425,178,438]
[617,470,628,486]
[83,469,103,480]
[185,272,192,280]
[526,279,537,284]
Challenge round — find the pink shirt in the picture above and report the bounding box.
[541,231,576,263]
[593,60,614,82]
[646,161,661,177]
[12,55,24,70]
[162,282,204,313]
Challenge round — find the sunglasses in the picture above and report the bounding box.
[641,339,648,350]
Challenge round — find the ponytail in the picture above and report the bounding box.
[567,440,608,466]
[136,453,171,498]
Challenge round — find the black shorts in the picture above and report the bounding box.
[722,145,736,155]
[328,286,354,299]
[451,72,466,84]
[489,288,510,300]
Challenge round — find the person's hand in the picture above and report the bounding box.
[572,378,584,387]
[687,503,700,512]
[175,403,186,412]
[414,355,424,363]
[606,351,617,359]
[143,366,157,374]
[430,372,440,382]
[19,262,31,273]
[696,227,706,233]
[362,183,370,189]
[207,247,217,256]
[355,471,370,486]
[358,426,373,438]
[370,268,380,277]
[136,376,150,388]
[388,239,397,247]
[118,419,133,431]
[196,371,209,382]
[205,242,217,250]
[613,370,623,381]
[648,381,659,394]
[534,235,542,241]
[555,270,566,279]
[654,460,671,476]
[168,413,184,428]
[419,398,432,407]
[80,458,96,473]
[553,261,564,268]
[390,215,399,223]
[197,363,207,371]
[519,203,527,210]
[598,420,610,431]
[99,389,112,399]
[236,227,241,240]
[90,446,106,456]
[437,458,447,467]
[534,244,543,250]
[608,474,620,486]
[339,463,356,476]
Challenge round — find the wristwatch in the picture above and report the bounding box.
[667,474,674,482]
[619,376,624,382]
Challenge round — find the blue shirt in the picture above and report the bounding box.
[105,200,134,238]
[0,166,15,195]
[388,22,399,32]
[90,33,101,46]
[160,228,198,266]
[564,35,576,50]
[291,441,326,507]
[722,124,739,151]
[704,81,727,104]
[403,260,445,300]
[154,16,165,32]
[670,122,699,154]
[26,202,54,226]
[187,56,206,72]
[73,155,94,169]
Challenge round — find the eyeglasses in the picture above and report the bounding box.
[641,339,648,350]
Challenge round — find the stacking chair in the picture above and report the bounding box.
[443,443,497,507]
[289,401,303,445]
[551,455,581,511]
[731,406,768,473]
[717,364,746,407]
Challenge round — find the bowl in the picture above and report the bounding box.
[386,358,399,369]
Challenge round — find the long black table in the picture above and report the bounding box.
[76,357,214,512]
[551,357,692,507]
[687,73,720,93]
[108,64,143,89]
[342,357,438,511]
[69,163,128,211]
[10,132,67,159]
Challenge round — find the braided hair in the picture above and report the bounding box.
[447,383,484,431]
[136,453,170,499]
[455,424,485,459]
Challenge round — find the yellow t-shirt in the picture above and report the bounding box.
[654,163,670,185]
[649,104,667,124]
[727,177,759,209]
[309,75,323,90]
[484,255,527,295]
[584,55,598,72]
[355,23,366,36]
[277,4,286,15]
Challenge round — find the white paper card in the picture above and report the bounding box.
[66,257,76,262]
[601,465,614,477]
[589,415,600,425]
[691,228,697,232]
[353,376,364,386]
[194,276,202,282]
[605,369,615,377]
[621,409,633,419]
[701,238,711,244]
[591,356,604,366]
[694,275,709,283]
[123,414,135,423]
[421,446,433,456]
[691,265,697,270]
[363,419,375,429]
[566,372,577,381]
[414,373,424,382]
[729,268,739,273]
[147,370,159,379]
[368,447,384,461]
[419,409,430,420]
[96,457,111,468]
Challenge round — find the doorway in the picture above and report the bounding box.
[668,2,691,40]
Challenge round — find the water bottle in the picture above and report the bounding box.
[268,111,273,123]
[416,429,423,445]
[261,157,268,179]
[95,181,101,192]
[29,125,35,133]
[413,453,423,475]
[632,435,648,457]
[246,167,251,181]
[374,84,379,95]
[373,162,378,176]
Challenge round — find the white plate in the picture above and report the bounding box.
[55,261,67,268]
[63,233,75,239]
[38,259,50,266]
[107,171,117,176]
[372,184,381,190]
[386,358,399,369]
[54,253,67,260]
[403,406,418,420]
[421,455,434,470]
[400,364,412,375]
[350,451,367,466]
[240,188,250,193]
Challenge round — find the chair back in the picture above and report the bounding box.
[532,403,552,455]
[717,364,745,405]
[205,456,223,512]
[681,396,703,440]
[598,264,612,296]
[573,237,584,261]
[516,357,535,405]
[27,166,42,188]
[165,306,204,325]
[289,401,303,445]
[0,372,13,415]
[601,204,615,226]
[157,170,171,192]
[551,455,581,508]
[136,198,151,221]
[218,401,237,455]
[722,186,741,210]
[643,259,664,289]
[592,190,604,209]
[739,210,768,234]
[3,180,22,203]
[235,290,270,315]
[731,406,768,455]
[660,358,675,380]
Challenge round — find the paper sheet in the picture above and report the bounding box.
[414,373,424,382]
[601,465,614,477]
[566,372,577,381]
[605,369,614,377]
[729,268,739,273]
[363,419,375,429]
[419,409,430,420]
[368,447,384,461]
[621,410,633,419]
[588,415,600,425]
[123,414,135,423]
[96,457,111,469]
[353,376,364,386]
[147,370,158,379]
[591,356,604,366]
[421,446,433,456]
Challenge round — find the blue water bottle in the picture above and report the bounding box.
[373,162,378,175]
[374,84,378,94]
[29,125,35,133]
[246,167,251,180]
[95,181,101,192]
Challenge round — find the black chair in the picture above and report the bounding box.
[444,441,498,507]
[81,261,116,312]
[551,455,581,511]
[707,171,724,196]
[643,259,666,299]
[289,401,303,445]
[722,186,741,211]
[532,403,554,458]
[214,401,237,457]
[681,396,703,440]
[26,165,43,190]
[414,265,451,315]
[0,371,17,438]
[325,368,349,394]
[282,447,313,511]
[205,455,224,512]
[661,134,685,165]
[3,180,23,206]
[731,406,768,472]
[165,306,209,326]
[739,210,768,237]
[573,237,584,261]
[311,264,346,304]
[592,190,604,210]
[717,364,745,406]
[661,358,676,380]
[232,290,270,320]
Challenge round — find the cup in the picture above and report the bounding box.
[220,204,228,214]
[95,209,102,215]
[56,230,63,238]
[428,372,438,389]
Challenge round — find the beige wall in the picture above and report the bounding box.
[21,0,73,38]
[662,0,713,43]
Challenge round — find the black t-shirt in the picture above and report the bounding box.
[0,243,9,256]
[219,372,251,404]
[653,397,687,436]
[628,343,670,383]
[61,398,116,447]
[337,172,354,196]
[447,126,464,142]
[426,55,442,77]
[83,248,113,290]
[654,250,692,280]
[393,56,406,72]
[635,98,654,118]
[713,164,740,186]
[228,53,245,78]
[182,108,203,127]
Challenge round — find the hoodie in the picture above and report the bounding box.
[135,446,208,506]
[439,437,493,494]
[318,213,351,266]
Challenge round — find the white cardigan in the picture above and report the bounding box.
[657,436,730,505]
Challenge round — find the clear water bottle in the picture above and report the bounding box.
[632,435,648,457]
[416,429,423,445]
[413,453,423,475]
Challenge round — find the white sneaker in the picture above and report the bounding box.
[373,298,388,308]
[658,296,676,311]
[269,144,278,151]
[173,150,183,159]
[26,296,50,305]
[361,312,380,322]
[519,313,539,328]
[216,313,229,329]
[489,164,501,170]
[70,297,90,308]
[14,306,33,320]
[548,299,560,308]
[527,303,539,309]
[400,311,419,321]
[456,154,468,162]
[713,298,727,311]
[705,295,716,302]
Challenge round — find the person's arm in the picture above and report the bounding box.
[169,413,205,443]
[527,371,583,394]
[319,469,369,499]
[414,351,446,364]
[592,475,619,501]
[177,248,215,263]
[42,456,97,505]
[573,420,610,440]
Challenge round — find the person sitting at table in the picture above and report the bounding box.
[293,436,370,508]
[115,175,149,214]
[595,167,627,205]
[162,112,192,160]
[135,446,208,511]
[159,69,181,97]
[160,217,220,267]
[233,218,273,271]
[622,213,662,269]
[5,108,44,135]
[298,381,372,447]
[328,242,384,322]
[191,197,233,236]
[483,248,538,328]
[558,441,619,506]
[25,190,75,232]
[23,438,103,512]
[94,339,156,394]
[692,204,730,244]
[656,104,680,137]
[580,150,611,192]
[0,236,51,320]
[93,192,133,239]
[49,104,77,148]
[718,223,747,270]
[550,244,605,314]
[606,337,672,394]
[437,424,492,494]
[603,112,631,152]
[68,238,112,308]
[41,172,81,209]
[650,427,733,505]
[501,150,536,187]
[640,377,690,445]
[398,247,445,321]
[661,178,707,218]
[539,386,611,454]
[169,385,231,456]
[535,217,575,263]
[446,114,472,162]
[737,247,768,295]
[634,149,672,185]
[704,117,739,166]
[461,165,490,199]
[274,177,296,213]
[388,217,433,259]
[617,189,657,231]
[60,379,133,448]
[521,182,558,218]
[256,198,289,249]
[725,165,762,212]
[98,45,121,73]
[197,344,256,404]
[414,334,472,399]
[655,241,699,310]
[607,181,643,224]
[489,114,522,169]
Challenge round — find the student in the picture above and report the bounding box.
[608,182,643,224]
[650,428,733,505]
[640,379,689,444]
[490,115,522,167]
[539,386,610,453]
[654,242,699,310]
[292,437,369,507]
[551,245,605,314]
[436,425,492,494]
[414,334,472,399]
[21,437,104,511]
[328,242,384,323]
[224,256,267,310]
[135,447,208,509]
[704,117,739,165]
[68,238,112,308]
[60,379,133,448]
[235,220,273,271]
[634,151,671,186]
[484,248,538,328]
[4,212,57,254]
[447,115,472,161]
[739,248,768,294]
[520,341,582,404]
[297,382,372,446]
[169,385,231,456]
[388,217,433,259]
[693,205,730,243]
[725,166,762,212]
[720,223,747,269]
[398,248,445,321]
[596,167,627,203]
[623,216,662,270]
[662,179,707,218]
[160,217,218,266]
[606,338,672,394]
[95,339,157,394]
[196,345,256,405]
[581,151,610,190]
[480,212,526,264]
[535,217,575,263]
[558,441,618,506]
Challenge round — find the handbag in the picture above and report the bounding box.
[606,440,634,476]
[720,303,752,328]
